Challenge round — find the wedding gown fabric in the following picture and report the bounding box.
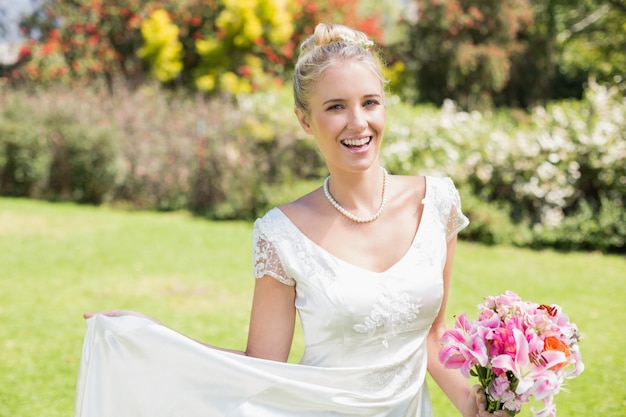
[75,176,469,417]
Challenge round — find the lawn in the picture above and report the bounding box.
[0,197,624,417]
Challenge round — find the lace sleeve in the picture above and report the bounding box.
[443,177,470,241]
[252,218,296,286]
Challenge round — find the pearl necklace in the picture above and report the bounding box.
[323,167,388,223]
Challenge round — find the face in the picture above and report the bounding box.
[295,61,386,174]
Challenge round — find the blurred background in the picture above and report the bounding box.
[1,0,624,252]
[1,2,624,417]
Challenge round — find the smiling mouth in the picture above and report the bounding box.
[341,136,372,148]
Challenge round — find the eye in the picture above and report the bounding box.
[364,99,380,107]
[325,104,344,111]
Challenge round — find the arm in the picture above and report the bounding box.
[427,236,507,417]
[427,236,473,412]
[245,275,296,361]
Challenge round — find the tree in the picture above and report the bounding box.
[387,0,626,108]
[555,0,626,85]
[0,0,149,88]
[499,0,626,107]
[394,0,533,109]
[3,0,385,93]
[192,0,294,93]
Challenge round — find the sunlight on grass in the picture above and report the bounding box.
[1,197,624,417]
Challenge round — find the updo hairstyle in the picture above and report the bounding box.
[293,23,387,113]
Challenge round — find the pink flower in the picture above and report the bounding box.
[532,402,556,417]
[439,291,583,417]
[491,329,540,393]
[488,374,513,401]
[439,313,488,376]
[490,316,522,358]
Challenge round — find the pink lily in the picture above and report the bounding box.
[439,314,488,376]
[491,329,566,395]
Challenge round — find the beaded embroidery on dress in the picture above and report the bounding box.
[74,176,469,417]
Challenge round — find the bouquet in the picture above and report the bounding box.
[439,291,583,417]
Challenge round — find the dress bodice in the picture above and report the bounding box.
[252,176,469,370]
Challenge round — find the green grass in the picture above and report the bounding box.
[1,197,624,417]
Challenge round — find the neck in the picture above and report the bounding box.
[325,167,386,212]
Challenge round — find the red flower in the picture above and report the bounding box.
[538,304,558,317]
[18,45,31,59]
[41,41,59,56]
[238,65,252,76]
[281,41,295,60]
[543,336,571,370]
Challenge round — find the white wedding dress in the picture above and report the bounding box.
[75,176,469,417]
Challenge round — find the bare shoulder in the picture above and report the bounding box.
[388,173,426,204]
[279,186,328,224]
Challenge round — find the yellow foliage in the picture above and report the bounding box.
[194,0,294,93]
[195,38,222,57]
[220,71,252,94]
[258,0,293,44]
[242,115,275,142]
[138,9,183,82]
[244,55,264,72]
[382,61,405,88]
[196,74,216,92]
[217,0,263,48]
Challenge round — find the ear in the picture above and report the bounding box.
[295,108,313,135]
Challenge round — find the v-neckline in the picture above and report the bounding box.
[275,176,430,275]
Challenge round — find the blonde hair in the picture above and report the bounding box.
[293,23,387,113]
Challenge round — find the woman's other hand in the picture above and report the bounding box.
[464,385,510,417]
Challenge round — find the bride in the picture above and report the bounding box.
[76,22,507,417]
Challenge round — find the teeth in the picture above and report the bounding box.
[342,137,370,146]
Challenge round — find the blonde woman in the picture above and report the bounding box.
[77,23,506,417]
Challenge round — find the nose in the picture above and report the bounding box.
[347,108,367,131]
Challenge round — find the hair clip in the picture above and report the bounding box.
[337,34,374,50]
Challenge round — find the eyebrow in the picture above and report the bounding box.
[322,94,382,106]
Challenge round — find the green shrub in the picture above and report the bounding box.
[532,196,626,253]
[107,86,195,211]
[189,129,270,220]
[44,112,120,204]
[0,87,122,205]
[457,184,532,247]
[0,120,50,198]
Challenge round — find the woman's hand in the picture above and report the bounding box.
[83,309,162,325]
[463,385,510,417]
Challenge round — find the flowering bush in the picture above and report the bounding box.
[382,79,626,252]
[0,83,316,215]
[439,291,584,417]
[52,0,146,86]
